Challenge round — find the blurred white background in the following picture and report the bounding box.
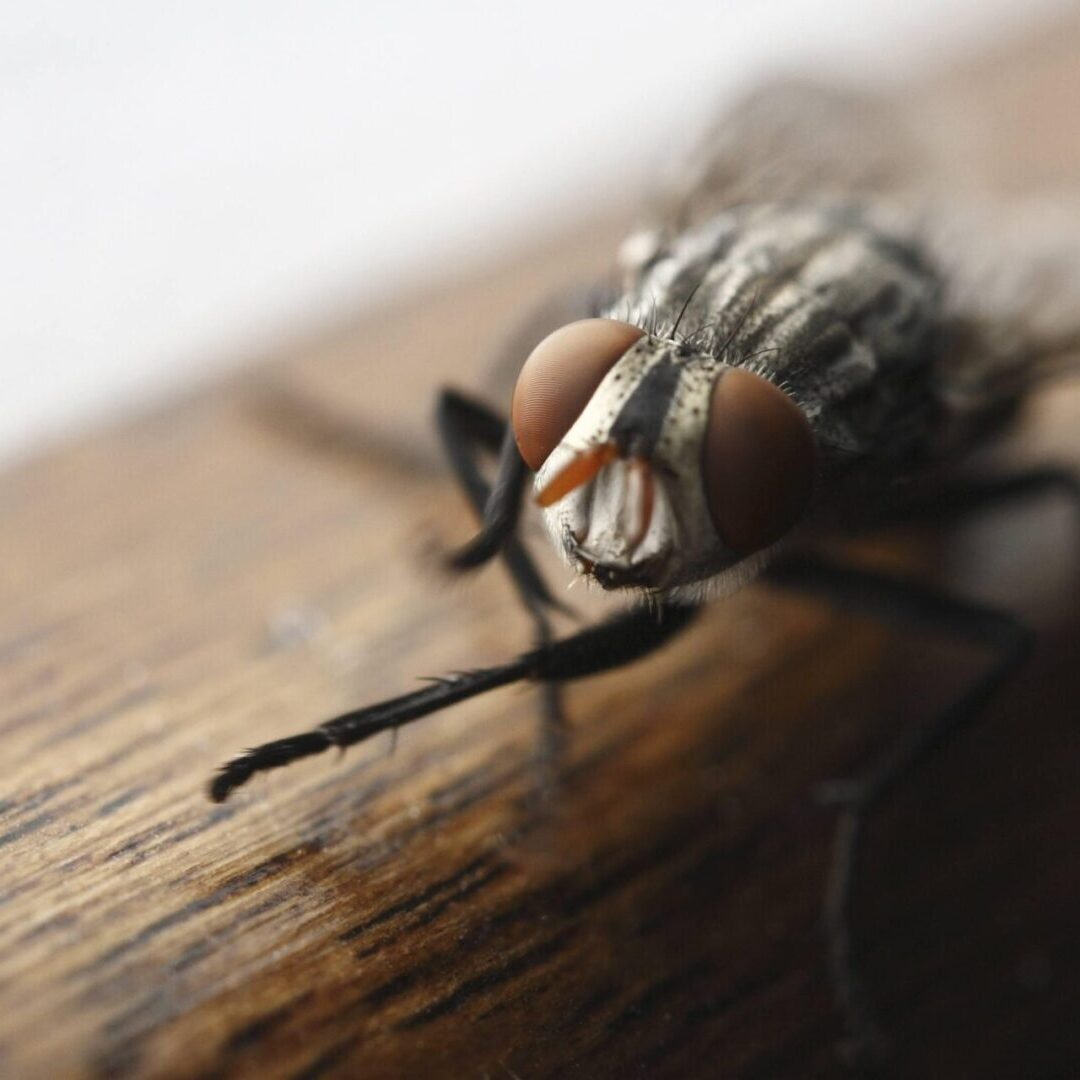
[0,0,1068,464]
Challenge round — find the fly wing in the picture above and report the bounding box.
[615,79,944,299]
[916,196,1080,414]
[629,80,930,246]
[624,78,1080,425]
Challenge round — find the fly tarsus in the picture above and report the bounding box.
[208,602,699,802]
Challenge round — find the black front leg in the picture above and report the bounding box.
[435,388,577,796]
[435,388,566,618]
[210,600,700,802]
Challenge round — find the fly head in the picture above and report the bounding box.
[512,319,817,593]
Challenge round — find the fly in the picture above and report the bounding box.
[209,80,1080,1066]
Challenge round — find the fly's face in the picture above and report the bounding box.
[512,319,817,592]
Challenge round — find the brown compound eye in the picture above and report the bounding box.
[512,319,644,471]
[703,369,816,555]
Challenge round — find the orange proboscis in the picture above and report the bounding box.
[536,443,619,508]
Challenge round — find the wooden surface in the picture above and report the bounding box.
[4,17,1080,1080]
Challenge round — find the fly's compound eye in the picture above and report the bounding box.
[511,319,644,471]
[703,369,816,555]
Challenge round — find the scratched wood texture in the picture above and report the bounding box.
[3,17,1080,1080]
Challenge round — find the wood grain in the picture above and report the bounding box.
[3,16,1080,1079]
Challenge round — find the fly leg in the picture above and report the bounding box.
[767,553,1034,1069]
[210,601,700,802]
[863,465,1080,528]
[435,389,547,580]
[437,389,575,797]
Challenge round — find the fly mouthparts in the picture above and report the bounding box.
[536,442,619,507]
